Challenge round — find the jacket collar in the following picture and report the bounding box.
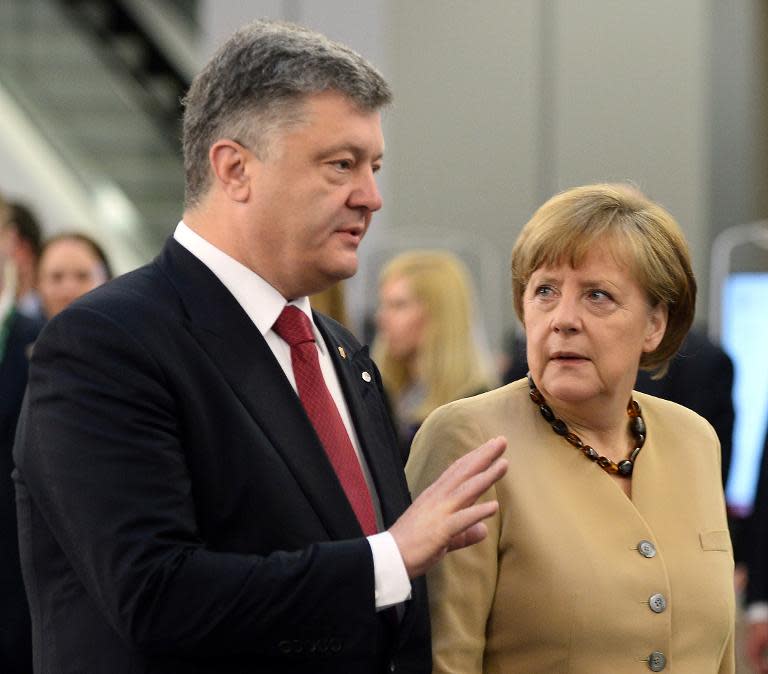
[157,238,367,539]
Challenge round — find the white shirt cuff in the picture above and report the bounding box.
[367,531,412,611]
[746,602,768,623]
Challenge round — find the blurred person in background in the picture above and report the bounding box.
[0,195,42,674]
[634,328,735,487]
[374,250,498,458]
[1,201,44,322]
[37,232,112,319]
[310,281,349,328]
[407,183,735,673]
[745,425,768,673]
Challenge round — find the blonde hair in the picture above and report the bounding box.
[510,183,696,377]
[310,282,349,328]
[373,250,497,423]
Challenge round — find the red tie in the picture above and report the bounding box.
[273,306,378,536]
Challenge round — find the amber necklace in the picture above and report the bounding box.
[527,374,646,477]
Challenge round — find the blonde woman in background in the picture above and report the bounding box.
[374,250,497,458]
[310,281,349,328]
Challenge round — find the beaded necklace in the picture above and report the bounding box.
[527,374,646,477]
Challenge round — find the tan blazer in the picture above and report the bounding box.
[406,379,735,674]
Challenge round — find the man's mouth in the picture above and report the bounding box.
[335,224,366,246]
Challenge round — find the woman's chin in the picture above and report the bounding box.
[540,377,601,407]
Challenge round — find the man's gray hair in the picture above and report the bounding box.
[182,20,392,206]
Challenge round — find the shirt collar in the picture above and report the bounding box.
[173,221,325,352]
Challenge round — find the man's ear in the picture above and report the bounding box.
[208,140,252,202]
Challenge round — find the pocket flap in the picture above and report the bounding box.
[699,530,731,551]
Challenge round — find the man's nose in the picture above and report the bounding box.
[349,167,383,212]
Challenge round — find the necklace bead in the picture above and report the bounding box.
[527,374,645,478]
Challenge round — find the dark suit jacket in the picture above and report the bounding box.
[746,429,768,606]
[1,310,41,674]
[13,239,430,674]
[635,329,735,487]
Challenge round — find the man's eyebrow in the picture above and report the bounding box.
[316,143,384,161]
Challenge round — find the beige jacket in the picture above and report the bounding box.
[406,379,735,674]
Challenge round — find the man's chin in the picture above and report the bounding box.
[329,257,359,282]
[303,265,357,297]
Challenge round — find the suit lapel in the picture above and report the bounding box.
[315,314,411,528]
[157,239,363,540]
[315,316,427,645]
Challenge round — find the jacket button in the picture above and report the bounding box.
[648,651,666,671]
[638,540,656,558]
[649,593,667,613]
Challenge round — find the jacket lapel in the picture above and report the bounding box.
[315,316,426,644]
[157,239,363,540]
[315,314,411,528]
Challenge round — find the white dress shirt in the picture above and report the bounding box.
[173,222,410,610]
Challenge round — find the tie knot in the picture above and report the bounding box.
[273,306,316,346]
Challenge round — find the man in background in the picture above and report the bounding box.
[13,20,507,674]
[1,201,44,322]
[0,194,39,674]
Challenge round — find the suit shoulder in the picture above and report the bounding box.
[8,311,43,343]
[313,311,362,352]
[634,390,718,443]
[425,378,528,425]
[412,380,526,455]
[65,260,181,324]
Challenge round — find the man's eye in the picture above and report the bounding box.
[331,159,353,171]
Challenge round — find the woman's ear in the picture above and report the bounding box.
[642,302,669,354]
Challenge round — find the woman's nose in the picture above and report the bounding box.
[551,295,582,333]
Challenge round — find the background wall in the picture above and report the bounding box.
[1,1,766,351]
[198,0,768,350]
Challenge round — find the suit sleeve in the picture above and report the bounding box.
[14,306,378,657]
[405,402,499,674]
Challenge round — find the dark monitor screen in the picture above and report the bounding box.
[722,272,768,514]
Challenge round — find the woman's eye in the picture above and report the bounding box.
[535,285,553,297]
[588,289,611,301]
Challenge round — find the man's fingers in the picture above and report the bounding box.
[393,436,508,578]
[447,522,489,552]
[446,500,499,540]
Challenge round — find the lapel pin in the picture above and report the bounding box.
[337,346,347,359]
[361,371,372,383]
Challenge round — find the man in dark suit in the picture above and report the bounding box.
[0,198,42,674]
[13,20,507,674]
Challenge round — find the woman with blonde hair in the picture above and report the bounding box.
[407,184,734,673]
[374,250,497,456]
